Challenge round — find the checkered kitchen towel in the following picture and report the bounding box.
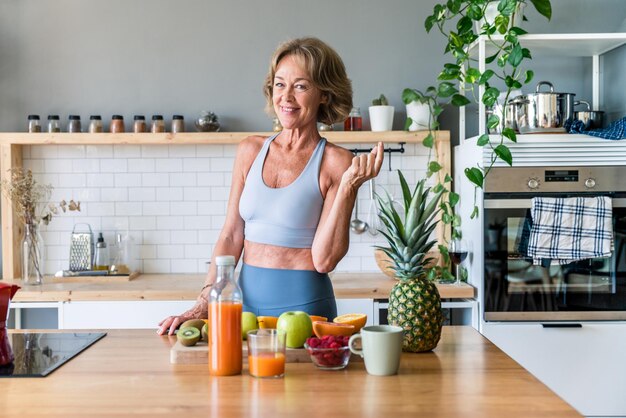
[527,196,613,265]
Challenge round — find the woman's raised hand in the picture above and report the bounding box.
[341,142,384,190]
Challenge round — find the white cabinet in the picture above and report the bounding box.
[483,322,626,417]
[60,301,194,329]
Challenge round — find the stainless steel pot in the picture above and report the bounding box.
[574,100,605,130]
[512,81,576,134]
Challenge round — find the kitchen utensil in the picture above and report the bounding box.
[574,100,605,130]
[69,223,93,271]
[350,193,368,234]
[195,111,220,132]
[512,81,575,134]
[367,179,380,236]
[487,90,522,134]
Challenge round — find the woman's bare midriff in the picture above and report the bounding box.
[243,240,316,271]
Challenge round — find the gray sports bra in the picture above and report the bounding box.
[239,134,326,248]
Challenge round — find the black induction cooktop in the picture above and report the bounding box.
[0,332,106,377]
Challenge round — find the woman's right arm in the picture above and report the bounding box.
[157,137,260,335]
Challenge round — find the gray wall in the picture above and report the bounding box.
[1,0,624,135]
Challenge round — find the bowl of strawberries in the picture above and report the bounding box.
[304,335,352,370]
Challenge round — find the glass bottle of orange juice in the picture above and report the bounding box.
[208,255,243,376]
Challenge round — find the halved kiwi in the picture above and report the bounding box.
[201,323,208,342]
[177,327,201,347]
[180,319,206,332]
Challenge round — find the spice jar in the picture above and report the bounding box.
[171,115,185,133]
[151,115,165,133]
[47,115,61,133]
[67,115,82,133]
[88,115,103,133]
[27,115,41,133]
[272,117,282,132]
[110,115,125,133]
[344,107,363,131]
[133,115,146,133]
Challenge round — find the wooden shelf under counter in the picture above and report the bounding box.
[7,272,474,302]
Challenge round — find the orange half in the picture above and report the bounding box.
[257,316,278,329]
[333,313,367,333]
[308,315,327,323]
[312,321,355,338]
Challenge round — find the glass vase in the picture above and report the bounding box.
[22,223,45,285]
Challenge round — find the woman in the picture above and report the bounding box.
[158,37,383,335]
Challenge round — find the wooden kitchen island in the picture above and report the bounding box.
[0,327,581,417]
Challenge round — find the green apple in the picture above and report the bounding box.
[277,311,313,348]
[241,312,259,340]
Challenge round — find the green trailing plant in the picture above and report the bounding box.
[414,0,552,220]
[371,94,389,106]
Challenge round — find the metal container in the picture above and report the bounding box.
[512,81,575,134]
[574,100,605,130]
[69,223,94,271]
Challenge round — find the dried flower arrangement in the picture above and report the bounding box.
[1,168,80,226]
[1,168,80,283]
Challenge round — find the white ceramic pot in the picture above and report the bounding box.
[405,101,435,131]
[474,1,525,33]
[368,106,394,132]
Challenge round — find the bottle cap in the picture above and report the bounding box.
[28,114,40,120]
[134,115,145,120]
[48,115,60,120]
[172,115,184,120]
[112,115,124,120]
[97,232,104,243]
[215,255,235,266]
[90,115,102,120]
[152,115,164,120]
[69,115,81,120]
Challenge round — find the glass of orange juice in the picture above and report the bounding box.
[247,329,286,378]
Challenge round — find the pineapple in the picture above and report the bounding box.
[376,171,444,352]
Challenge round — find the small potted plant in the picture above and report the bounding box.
[368,94,394,132]
[402,88,438,131]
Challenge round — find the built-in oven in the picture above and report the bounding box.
[483,166,626,321]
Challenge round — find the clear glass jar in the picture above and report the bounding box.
[27,115,41,133]
[151,115,165,133]
[67,115,82,133]
[171,115,185,133]
[110,115,125,133]
[133,115,146,133]
[110,233,132,274]
[344,107,363,131]
[208,255,243,376]
[88,115,103,133]
[47,115,61,133]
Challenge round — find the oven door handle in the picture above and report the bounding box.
[484,198,626,209]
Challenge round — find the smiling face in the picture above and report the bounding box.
[272,54,326,131]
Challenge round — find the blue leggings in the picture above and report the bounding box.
[239,263,337,319]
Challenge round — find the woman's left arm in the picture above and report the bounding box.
[311,142,384,272]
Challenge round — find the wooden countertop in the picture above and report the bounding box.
[0,327,580,417]
[7,273,475,302]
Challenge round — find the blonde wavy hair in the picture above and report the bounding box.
[263,37,353,126]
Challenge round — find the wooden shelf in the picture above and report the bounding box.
[0,130,449,145]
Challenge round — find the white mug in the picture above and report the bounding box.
[349,325,403,376]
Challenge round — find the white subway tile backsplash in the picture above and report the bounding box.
[142,201,170,216]
[211,157,235,172]
[28,142,430,274]
[157,245,184,259]
[183,158,212,172]
[156,187,183,201]
[155,159,183,172]
[129,216,156,230]
[99,159,128,173]
[114,145,141,158]
[170,201,197,216]
[128,187,155,202]
[115,173,142,187]
[141,145,169,158]
[144,259,171,274]
[115,202,142,216]
[85,145,114,159]
[128,158,155,173]
[142,173,169,187]
[170,173,197,186]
